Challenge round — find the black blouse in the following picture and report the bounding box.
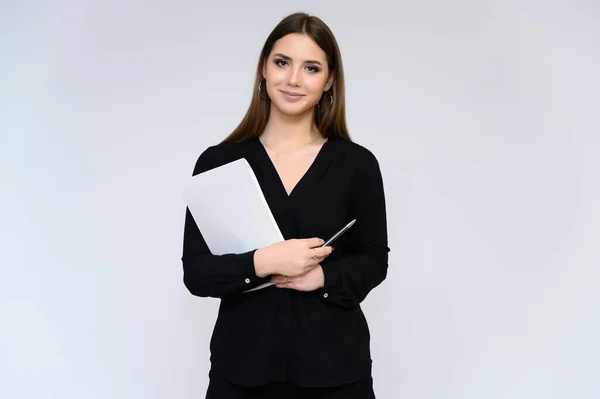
[181,136,389,388]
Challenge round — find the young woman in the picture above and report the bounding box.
[181,12,389,399]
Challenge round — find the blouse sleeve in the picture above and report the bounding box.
[319,150,390,308]
[180,147,271,298]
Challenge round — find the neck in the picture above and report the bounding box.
[261,106,319,148]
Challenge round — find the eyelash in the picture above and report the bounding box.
[274,59,321,73]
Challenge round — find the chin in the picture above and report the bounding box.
[272,101,315,117]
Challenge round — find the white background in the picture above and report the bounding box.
[1,1,599,398]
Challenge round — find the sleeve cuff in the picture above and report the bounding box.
[319,262,341,300]
[240,250,271,288]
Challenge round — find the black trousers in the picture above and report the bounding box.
[205,373,376,399]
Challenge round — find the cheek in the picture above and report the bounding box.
[303,77,324,93]
[264,66,286,82]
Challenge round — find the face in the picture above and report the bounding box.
[262,33,333,117]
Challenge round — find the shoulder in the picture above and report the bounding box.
[330,138,381,170]
[329,138,385,190]
[333,139,386,195]
[191,140,252,176]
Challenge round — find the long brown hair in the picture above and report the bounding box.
[222,12,351,144]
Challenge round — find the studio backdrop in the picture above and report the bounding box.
[1,1,598,398]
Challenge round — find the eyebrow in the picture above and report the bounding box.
[273,53,323,66]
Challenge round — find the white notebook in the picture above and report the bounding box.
[183,158,283,292]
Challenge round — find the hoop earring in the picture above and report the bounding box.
[318,91,334,112]
[258,78,270,100]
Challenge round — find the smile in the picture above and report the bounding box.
[279,90,305,102]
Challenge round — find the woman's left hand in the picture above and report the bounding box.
[271,265,325,291]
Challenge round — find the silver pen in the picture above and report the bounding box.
[321,219,356,247]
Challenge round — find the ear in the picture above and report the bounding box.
[325,72,334,91]
[262,59,268,79]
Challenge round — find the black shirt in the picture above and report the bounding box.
[181,136,389,388]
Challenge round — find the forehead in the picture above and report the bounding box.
[270,33,327,63]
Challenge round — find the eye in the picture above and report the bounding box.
[305,65,321,73]
[274,59,289,67]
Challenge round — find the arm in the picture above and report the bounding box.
[180,148,271,298]
[182,209,271,298]
[319,151,390,308]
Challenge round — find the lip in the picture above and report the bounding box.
[279,90,305,97]
[279,90,305,102]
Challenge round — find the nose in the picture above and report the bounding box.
[287,66,301,87]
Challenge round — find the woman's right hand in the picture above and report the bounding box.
[254,238,334,278]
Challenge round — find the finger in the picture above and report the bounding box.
[307,253,322,267]
[308,257,326,266]
[270,276,285,284]
[276,281,294,289]
[306,237,325,248]
[315,246,334,258]
[306,246,329,263]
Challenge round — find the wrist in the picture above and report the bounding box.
[253,248,272,277]
[317,265,325,289]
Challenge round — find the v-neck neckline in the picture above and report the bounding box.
[254,136,331,199]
